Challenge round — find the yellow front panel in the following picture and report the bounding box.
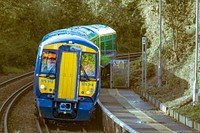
[79,81,96,97]
[58,52,77,99]
[39,77,55,93]
[43,43,97,53]
[44,43,67,50]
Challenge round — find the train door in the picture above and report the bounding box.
[55,45,81,102]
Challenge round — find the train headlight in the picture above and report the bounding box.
[40,84,45,89]
[86,91,90,94]
[86,89,94,94]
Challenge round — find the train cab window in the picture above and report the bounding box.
[81,53,96,80]
[40,51,57,76]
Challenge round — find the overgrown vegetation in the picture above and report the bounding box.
[0,0,143,74]
[176,103,200,123]
[162,0,194,63]
[100,56,111,67]
[134,0,200,122]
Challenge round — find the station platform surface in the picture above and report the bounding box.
[99,88,199,133]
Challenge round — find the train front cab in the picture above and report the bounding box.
[34,40,100,121]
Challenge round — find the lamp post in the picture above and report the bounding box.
[193,0,199,105]
[142,37,147,90]
[158,0,162,88]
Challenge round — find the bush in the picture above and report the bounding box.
[101,55,111,67]
[2,66,25,75]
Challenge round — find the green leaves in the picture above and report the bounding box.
[0,0,94,74]
[101,55,110,67]
[0,0,144,74]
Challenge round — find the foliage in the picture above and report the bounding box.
[100,55,111,67]
[89,0,143,53]
[136,0,200,122]
[0,0,94,74]
[2,66,26,75]
[0,0,143,74]
[176,103,200,122]
[162,0,194,62]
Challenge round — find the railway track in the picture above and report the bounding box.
[0,71,50,133]
[0,71,49,133]
[116,52,141,61]
[1,82,33,133]
[0,72,34,133]
[35,115,50,133]
[0,72,103,133]
[0,71,33,89]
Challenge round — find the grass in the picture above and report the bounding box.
[176,103,200,123]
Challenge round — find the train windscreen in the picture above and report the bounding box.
[40,51,57,76]
[80,53,96,80]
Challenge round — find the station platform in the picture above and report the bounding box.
[98,88,199,133]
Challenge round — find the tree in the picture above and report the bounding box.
[93,0,143,53]
[163,0,194,62]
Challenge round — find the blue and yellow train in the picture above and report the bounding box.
[34,24,116,121]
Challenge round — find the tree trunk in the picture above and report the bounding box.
[172,27,180,62]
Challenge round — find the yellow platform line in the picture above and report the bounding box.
[108,89,176,133]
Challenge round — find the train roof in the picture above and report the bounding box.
[85,24,116,35]
[41,24,116,42]
[41,29,88,42]
[67,26,98,40]
[40,34,99,51]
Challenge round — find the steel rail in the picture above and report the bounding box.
[35,116,50,133]
[0,71,34,88]
[35,117,50,133]
[116,52,142,57]
[116,52,141,56]
[0,82,32,118]
[35,118,43,133]
[2,82,33,133]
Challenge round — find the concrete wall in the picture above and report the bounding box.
[97,99,138,133]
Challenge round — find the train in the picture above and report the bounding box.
[34,24,116,121]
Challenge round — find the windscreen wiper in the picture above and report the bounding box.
[81,65,89,81]
[45,65,56,78]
